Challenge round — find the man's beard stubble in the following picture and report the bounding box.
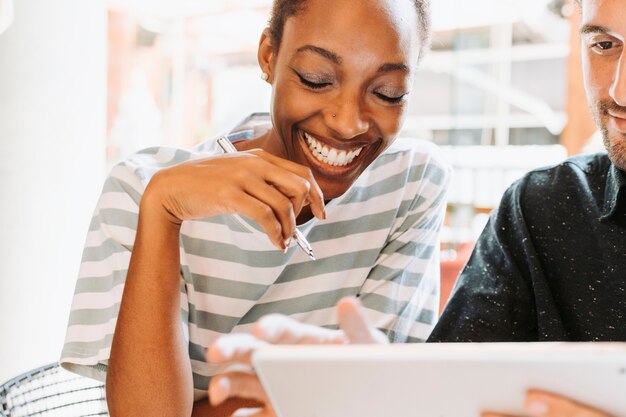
[593,100,626,171]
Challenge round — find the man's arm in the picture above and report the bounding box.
[482,390,616,417]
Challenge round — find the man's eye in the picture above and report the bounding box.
[596,41,613,51]
[592,41,616,51]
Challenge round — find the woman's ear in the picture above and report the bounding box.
[257,28,275,83]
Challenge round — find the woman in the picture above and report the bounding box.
[61,0,448,415]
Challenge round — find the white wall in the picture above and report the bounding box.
[0,0,107,382]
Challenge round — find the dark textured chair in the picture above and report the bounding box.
[0,363,108,416]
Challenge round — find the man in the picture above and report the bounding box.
[207,0,625,416]
[428,0,625,343]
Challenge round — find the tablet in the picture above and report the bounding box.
[252,343,626,417]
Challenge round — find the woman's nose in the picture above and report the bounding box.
[326,94,370,139]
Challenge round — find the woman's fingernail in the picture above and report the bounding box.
[283,238,291,253]
[209,377,230,406]
[527,401,548,416]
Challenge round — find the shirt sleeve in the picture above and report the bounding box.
[59,160,189,381]
[358,151,451,343]
[427,178,547,342]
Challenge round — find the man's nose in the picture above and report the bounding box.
[609,52,626,107]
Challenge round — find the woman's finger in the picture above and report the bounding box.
[252,163,312,222]
[234,192,287,250]
[243,180,297,241]
[249,149,326,220]
[207,333,269,366]
[253,313,347,344]
[209,372,271,408]
[337,297,389,344]
[233,408,274,417]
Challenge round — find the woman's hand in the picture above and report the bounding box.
[206,298,386,417]
[482,390,615,417]
[144,148,326,250]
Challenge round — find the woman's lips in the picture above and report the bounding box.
[300,131,369,172]
[302,131,364,167]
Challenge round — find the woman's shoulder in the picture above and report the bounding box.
[386,137,447,162]
[108,139,222,192]
[374,137,452,180]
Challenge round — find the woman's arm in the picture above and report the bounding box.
[106,188,193,417]
[105,150,325,417]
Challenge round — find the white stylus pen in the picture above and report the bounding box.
[217,136,316,260]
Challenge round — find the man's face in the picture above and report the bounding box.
[262,0,421,199]
[581,0,626,170]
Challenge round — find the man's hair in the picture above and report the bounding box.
[268,0,432,59]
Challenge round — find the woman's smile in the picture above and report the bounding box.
[303,131,364,167]
[295,128,377,177]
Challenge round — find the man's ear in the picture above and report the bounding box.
[257,28,275,83]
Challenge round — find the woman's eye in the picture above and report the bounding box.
[374,91,406,104]
[301,78,332,89]
[293,71,332,89]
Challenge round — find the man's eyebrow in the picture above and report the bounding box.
[377,63,410,73]
[296,45,342,65]
[580,24,611,35]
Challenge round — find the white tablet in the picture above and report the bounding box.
[252,343,626,417]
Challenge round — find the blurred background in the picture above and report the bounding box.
[0,0,599,382]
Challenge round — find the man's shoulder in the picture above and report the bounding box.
[513,152,611,194]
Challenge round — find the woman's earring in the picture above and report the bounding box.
[261,72,269,81]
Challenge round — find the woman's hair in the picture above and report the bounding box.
[268,0,432,59]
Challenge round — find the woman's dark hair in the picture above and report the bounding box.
[268,0,432,59]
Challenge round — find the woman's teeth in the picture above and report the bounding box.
[303,132,363,167]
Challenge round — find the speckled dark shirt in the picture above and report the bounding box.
[429,153,626,342]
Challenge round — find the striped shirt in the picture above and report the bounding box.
[61,113,451,397]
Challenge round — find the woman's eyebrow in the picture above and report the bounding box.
[296,45,342,64]
[295,45,409,73]
[377,63,410,73]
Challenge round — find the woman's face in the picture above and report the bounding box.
[259,0,422,199]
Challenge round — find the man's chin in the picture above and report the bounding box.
[602,128,626,171]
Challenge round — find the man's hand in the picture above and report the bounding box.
[206,297,386,416]
[482,390,614,417]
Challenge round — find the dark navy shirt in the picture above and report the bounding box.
[429,153,626,342]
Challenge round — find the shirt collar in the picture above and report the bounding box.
[601,162,626,220]
[227,112,271,141]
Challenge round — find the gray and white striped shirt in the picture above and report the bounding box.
[61,114,451,397]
